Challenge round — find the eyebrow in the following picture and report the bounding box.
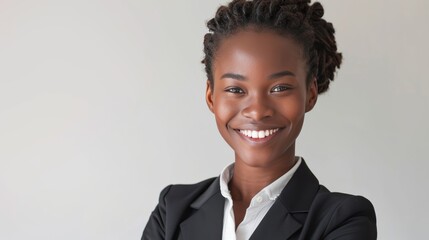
[268,70,295,80]
[221,73,246,80]
[220,70,295,81]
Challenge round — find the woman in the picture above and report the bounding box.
[142,0,377,239]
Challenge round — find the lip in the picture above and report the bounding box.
[234,128,283,144]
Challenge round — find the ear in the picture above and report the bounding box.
[305,78,318,112]
[205,80,214,113]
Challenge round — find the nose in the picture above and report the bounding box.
[241,94,274,121]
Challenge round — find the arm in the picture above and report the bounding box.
[141,185,172,240]
[323,195,377,240]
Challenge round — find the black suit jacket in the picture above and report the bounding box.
[142,160,377,240]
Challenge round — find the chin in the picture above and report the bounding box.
[235,151,279,168]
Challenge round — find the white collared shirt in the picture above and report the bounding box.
[219,157,302,240]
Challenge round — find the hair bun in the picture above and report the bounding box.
[202,0,342,94]
[308,2,324,20]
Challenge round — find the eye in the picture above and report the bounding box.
[271,85,291,93]
[225,87,245,94]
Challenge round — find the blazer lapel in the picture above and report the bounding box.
[249,200,302,240]
[178,160,319,240]
[250,159,320,240]
[179,177,225,240]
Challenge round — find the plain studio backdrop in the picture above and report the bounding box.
[0,0,428,239]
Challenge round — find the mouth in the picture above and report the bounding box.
[238,128,279,139]
[234,128,281,143]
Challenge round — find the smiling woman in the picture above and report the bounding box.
[142,0,376,239]
[206,30,316,173]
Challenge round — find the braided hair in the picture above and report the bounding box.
[202,0,342,94]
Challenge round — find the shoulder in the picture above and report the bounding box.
[159,177,218,202]
[305,186,377,239]
[155,177,220,213]
[142,177,219,240]
[313,186,376,215]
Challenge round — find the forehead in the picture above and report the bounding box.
[213,29,306,77]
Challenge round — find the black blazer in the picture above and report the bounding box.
[142,160,377,240]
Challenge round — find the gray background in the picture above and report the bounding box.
[1,0,428,239]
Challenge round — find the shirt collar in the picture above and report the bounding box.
[219,162,234,199]
[219,157,302,202]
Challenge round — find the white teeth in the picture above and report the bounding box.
[239,128,280,139]
[252,131,258,138]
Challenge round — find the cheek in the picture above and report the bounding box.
[212,96,241,148]
[291,103,306,120]
[277,98,307,129]
[213,98,236,128]
[213,106,236,149]
[280,94,306,113]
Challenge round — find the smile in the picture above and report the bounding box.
[238,128,280,139]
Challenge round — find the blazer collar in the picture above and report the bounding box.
[179,177,224,240]
[250,159,320,239]
[278,159,320,213]
[179,159,319,240]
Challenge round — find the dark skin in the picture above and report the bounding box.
[206,28,318,228]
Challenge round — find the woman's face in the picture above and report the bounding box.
[206,29,318,168]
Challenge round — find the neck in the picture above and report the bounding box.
[228,154,297,203]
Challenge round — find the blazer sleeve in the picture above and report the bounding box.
[141,185,172,240]
[323,195,377,240]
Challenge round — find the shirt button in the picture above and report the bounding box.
[256,196,263,203]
